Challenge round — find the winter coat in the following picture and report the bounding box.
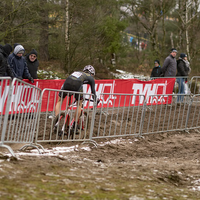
[176,58,190,77]
[161,54,177,77]
[0,46,14,78]
[8,53,31,79]
[150,66,162,78]
[25,50,39,79]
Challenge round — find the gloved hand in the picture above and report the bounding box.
[28,76,34,83]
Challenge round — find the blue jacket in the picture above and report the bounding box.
[8,53,31,79]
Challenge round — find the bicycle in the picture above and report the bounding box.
[53,97,93,139]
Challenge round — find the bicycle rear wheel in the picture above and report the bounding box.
[53,112,70,137]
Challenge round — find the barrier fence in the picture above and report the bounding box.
[189,76,200,94]
[0,78,15,156]
[141,94,191,135]
[0,78,42,156]
[35,88,96,144]
[1,76,200,157]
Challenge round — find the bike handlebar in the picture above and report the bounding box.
[70,98,95,106]
[84,98,94,102]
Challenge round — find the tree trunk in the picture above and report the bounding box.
[65,0,70,73]
[170,32,174,48]
[185,1,190,60]
[39,0,49,61]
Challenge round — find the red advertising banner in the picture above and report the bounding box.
[0,80,42,115]
[0,78,175,114]
[84,78,175,108]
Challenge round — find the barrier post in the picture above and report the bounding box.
[185,95,194,133]
[1,78,15,157]
[89,96,96,141]
[139,95,147,137]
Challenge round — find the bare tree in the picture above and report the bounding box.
[39,0,49,61]
[124,0,175,57]
[177,0,200,61]
[64,0,70,73]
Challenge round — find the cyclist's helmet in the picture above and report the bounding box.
[83,65,95,75]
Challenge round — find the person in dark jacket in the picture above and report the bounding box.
[0,44,14,79]
[7,44,34,83]
[25,49,39,79]
[176,53,190,103]
[161,48,177,77]
[150,60,162,78]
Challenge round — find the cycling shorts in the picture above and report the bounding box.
[59,78,83,101]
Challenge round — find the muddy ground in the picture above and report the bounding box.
[0,129,200,200]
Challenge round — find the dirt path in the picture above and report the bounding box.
[0,130,200,199]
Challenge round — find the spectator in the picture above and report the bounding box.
[8,44,34,83]
[0,44,14,79]
[141,42,145,50]
[176,53,191,103]
[13,43,20,49]
[161,48,177,77]
[150,60,162,78]
[25,49,39,79]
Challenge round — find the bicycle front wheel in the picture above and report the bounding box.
[77,111,91,139]
[53,112,70,136]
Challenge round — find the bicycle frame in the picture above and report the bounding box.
[53,98,92,138]
[61,104,85,133]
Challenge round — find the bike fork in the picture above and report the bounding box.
[70,118,75,128]
[61,115,71,132]
[54,115,63,128]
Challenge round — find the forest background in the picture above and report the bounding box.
[0,0,200,80]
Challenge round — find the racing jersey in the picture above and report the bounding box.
[61,71,96,100]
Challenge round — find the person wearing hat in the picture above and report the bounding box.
[150,60,162,78]
[176,53,191,103]
[25,49,39,79]
[161,48,177,77]
[0,44,14,79]
[7,44,34,83]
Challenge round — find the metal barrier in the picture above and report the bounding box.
[35,92,145,143]
[1,76,200,157]
[141,93,192,135]
[0,78,42,156]
[91,93,146,139]
[185,94,200,131]
[34,86,200,146]
[189,76,200,95]
[0,77,15,156]
[35,88,96,144]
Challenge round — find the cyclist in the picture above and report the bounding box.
[55,65,98,132]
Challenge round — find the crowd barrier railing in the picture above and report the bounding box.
[91,93,146,139]
[35,92,146,144]
[34,90,200,145]
[1,76,200,157]
[185,94,200,131]
[0,77,16,156]
[0,78,42,156]
[141,93,192,135]
[188,76,200,95]
[35,88,97,145]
